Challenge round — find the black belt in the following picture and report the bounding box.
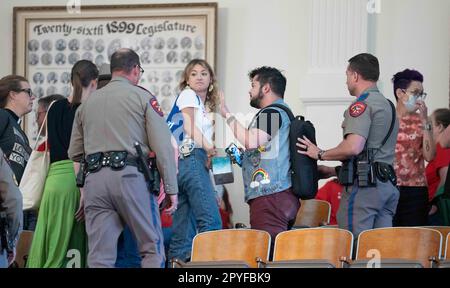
[86,151,139,173]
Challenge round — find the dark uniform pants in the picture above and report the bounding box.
[84,166,165,268]
[337,180,399,238]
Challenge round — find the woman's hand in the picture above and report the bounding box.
[219,91,230,119]
[417,100,428,122]
[205,145,217,169]
[75,188,85,222]
[163,194,179,215]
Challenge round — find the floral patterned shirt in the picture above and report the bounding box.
[394,113,427,187]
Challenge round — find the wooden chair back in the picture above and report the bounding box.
[294,199,331,227]
[11,230,34,268]
[273,228,353,267]
[191,229,271,268]
[356,227,442,268]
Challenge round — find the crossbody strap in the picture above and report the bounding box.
[33,100,57,151]
[380,99,396,148]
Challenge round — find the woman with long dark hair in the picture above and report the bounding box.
[27,60,98,268]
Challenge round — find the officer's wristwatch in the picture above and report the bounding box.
[318,149,325,161]
[423,122,432,131]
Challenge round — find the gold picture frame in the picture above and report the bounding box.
[13,3,217,142]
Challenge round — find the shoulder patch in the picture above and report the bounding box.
[150,97,164,117]
[349,101,367,118]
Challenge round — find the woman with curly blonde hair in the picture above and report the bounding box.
[166,59,222,262]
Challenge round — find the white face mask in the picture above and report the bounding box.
[404,94,418,112]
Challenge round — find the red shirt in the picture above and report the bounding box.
[426,143,450,201]
[36,138,48,152]
[160,212,173,228]
[315,179,342,225]
[219,208,232,229]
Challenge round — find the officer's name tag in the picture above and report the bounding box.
[211,156,234,185]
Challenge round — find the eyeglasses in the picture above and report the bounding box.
[402,89,427,101]
[136,65,144,74]
[15,88,34,98]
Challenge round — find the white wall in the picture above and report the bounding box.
[373,0,449,112]
[0,0,448,226]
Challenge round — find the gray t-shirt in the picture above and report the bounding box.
[342,86,399,164]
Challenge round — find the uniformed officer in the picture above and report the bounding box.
[297,53,400,238]
[68,48,178,268]
[0,148,22,268]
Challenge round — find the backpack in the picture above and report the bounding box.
[267,104,318,199]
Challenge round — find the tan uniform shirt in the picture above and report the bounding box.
[342,86,399,164]
[68,76,178,195]
[0,148,22,248]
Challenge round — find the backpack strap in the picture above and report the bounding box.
[265,103,297,122]
[379,99,396,148]
[248,103,302,129]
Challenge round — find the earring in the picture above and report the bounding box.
[208,84,214,93]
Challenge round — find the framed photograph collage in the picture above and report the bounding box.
[13,3,217,142]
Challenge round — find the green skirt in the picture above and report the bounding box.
[27,160,87,268]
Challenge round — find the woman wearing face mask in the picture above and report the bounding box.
[27,60,99,268]
[392,69,434,226]
[425,109,450,225]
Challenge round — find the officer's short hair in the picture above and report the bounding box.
[391,69,424,101]
[38,94,65,110]
[110,48,140,74]
[248,66,286,98]
[348,53,380,82]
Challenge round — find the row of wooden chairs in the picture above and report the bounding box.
[11,226,450,268]
[172,227,450,268]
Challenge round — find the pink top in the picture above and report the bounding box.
[394,113,427,187]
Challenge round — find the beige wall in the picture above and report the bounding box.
[0,0,448,225]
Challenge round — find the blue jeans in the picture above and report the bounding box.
[168,149,222,261]
[115,226,141,268]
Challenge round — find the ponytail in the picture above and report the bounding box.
[70,60,99,106]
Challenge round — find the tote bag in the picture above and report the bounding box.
[20,101,55,210]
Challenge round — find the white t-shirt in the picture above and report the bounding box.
[176,88,213,144]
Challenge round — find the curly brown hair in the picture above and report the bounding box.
[178,59,219,112]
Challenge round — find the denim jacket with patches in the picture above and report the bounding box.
[241,99,292,202]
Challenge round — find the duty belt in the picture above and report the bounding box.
[86,151,139,173]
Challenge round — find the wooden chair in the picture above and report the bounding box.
[421,226,450,256]
[438,234,450,268]
[171,229,271,268]
[352,227,442,268]
[263,228,353,268]
[293,199,331,228]
[9,230,34,268]
[446,234,450,261]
